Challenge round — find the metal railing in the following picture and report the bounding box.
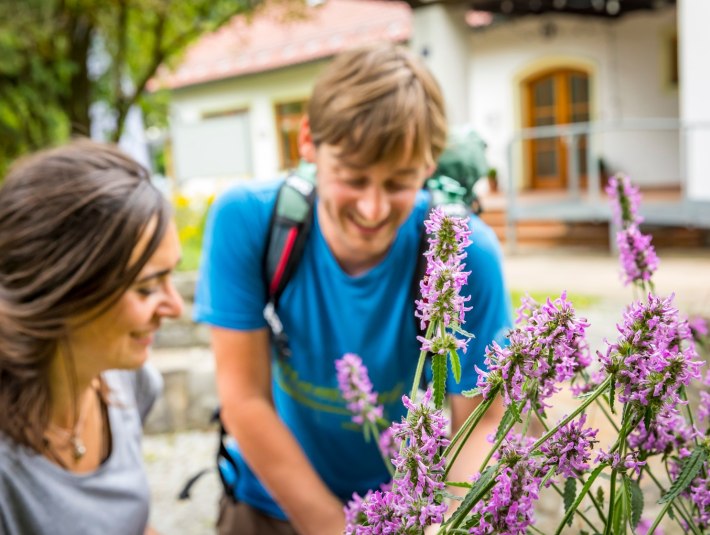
[503,118,710,249]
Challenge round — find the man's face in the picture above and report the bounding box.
[313,143,431,275]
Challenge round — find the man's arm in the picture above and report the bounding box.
[446,393,505,492]
[212,327,345,534]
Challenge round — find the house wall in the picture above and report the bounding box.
[468,7,679,191]
[170,60,327,191]
[679,0,710,201]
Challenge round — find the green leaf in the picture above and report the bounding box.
[554,464,606,535]
[596,485,605,507]
[449,349,462,383]
[451,324,475,339]
[432,353,447,409]
[609,375,616,414]
[447,481,473,489]
[564,478,577,527]
[495,406,518,442]
[461,387,482,398]
[659,445,708,504]
[446,465,497,529]
[627,477,643,529]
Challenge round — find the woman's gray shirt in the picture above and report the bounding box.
[0,365,162,535]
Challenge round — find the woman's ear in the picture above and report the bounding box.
[298,116,316,163]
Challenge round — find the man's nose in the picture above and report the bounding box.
[356,186,390,223]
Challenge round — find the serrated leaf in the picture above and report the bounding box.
[432,353,447,409]
[447,481,473,489]
[609,375,616,414]
[659,445,707,504]
[449,349,462,383]
[508,399,523,424]
[596,485,605,506]
[554,464,605,535]
[461,387,482,398]
[564,478,577,527]
[439,490,464,502]
[446,465,497,529]
[628,477,643,529]
[495,406,518,442]
[451,324,475,339]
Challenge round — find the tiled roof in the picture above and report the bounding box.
[150,0,412,91]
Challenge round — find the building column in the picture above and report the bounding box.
[410,4,470,126]
[679,0,710,201]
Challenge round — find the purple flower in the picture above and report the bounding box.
[600,293,703,418]
[616,225,659,288]
[345,390,450,532]
[606,173,643,228]
[540,414,598,480]
[477,293,591,413]
[627,408,698,458]
[687,472,710,531]
[469,434,541,534]
[415,208,473,352]
[637,517,665,535]
[336,353,384,425]
[595,449,647,476]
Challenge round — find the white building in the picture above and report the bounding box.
[154,0,709,236]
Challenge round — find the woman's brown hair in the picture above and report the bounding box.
[0,139,170,449]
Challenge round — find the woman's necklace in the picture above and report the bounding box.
[44,380,99,462]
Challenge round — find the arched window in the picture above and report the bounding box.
[524,69,590,190]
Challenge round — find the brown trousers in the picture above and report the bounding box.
[217,495,298,535]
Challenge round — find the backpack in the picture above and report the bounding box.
[179,160,477,501]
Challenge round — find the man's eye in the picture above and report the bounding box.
[386,182,409,192]
[344,178,367,188]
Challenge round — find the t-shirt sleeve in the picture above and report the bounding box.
[193,185,274,330]
[133,363,163,424]
[448,215,512,394]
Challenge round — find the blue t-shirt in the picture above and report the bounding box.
[194,179,511,519]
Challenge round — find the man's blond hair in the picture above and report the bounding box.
[308,43,447,169]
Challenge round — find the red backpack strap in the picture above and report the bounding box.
[262,172,316,358]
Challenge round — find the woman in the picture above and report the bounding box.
[0,140,184,534]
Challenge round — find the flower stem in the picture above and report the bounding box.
[645,500,671,535]
[442,395,495,478]
[531,375,612,454]
[643,465,703,535]
[410,321,437,401]
[476,400,517,473]
[369,422,395,478]
[549,481,600,533]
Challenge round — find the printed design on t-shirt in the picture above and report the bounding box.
[273,359,405,430]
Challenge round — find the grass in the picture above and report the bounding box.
[510,289,601,310]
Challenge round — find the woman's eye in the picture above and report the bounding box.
[135,286,158,297]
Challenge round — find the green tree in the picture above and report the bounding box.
[0,0,300,174]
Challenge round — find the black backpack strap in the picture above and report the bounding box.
[262,172,317,359]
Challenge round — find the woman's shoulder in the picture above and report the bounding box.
[104,364,163,423]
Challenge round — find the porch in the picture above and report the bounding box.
[485,118,710,251]
[479,186,710,251]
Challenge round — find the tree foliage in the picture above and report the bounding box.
[0,0,290,175]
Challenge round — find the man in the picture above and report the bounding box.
[195,43,510,535]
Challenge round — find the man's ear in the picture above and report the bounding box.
[298,116,316,163]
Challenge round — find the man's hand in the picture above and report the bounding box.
[212,327,345,535]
